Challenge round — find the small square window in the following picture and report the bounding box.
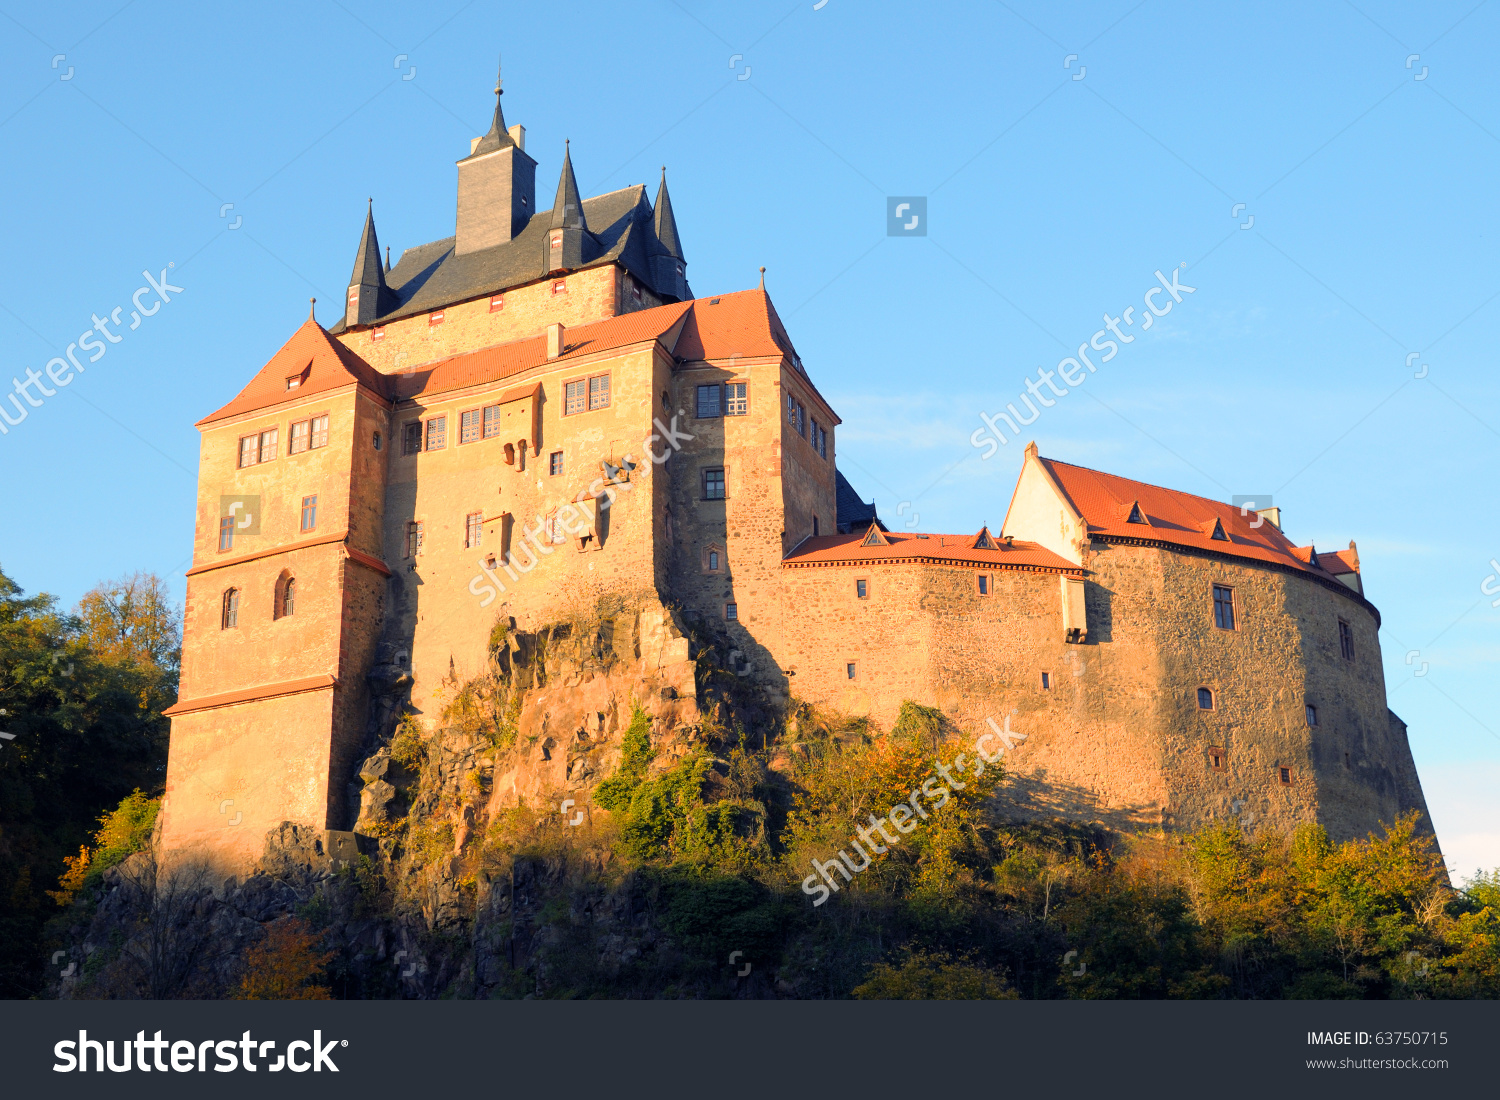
[285,375,301,391]
[489,294,504,312]
[725,382,747,416]
[1279,766,1293,785]
[426,416,446,451]
[696,384,721,418]
[856,579,868,599]
[1213,584,1235,629]
[218,516,234,552]
[1040,671,1051,690]
[402,422,422,455]
[482,405,501,439]
[725,602,738,621]
[846,662,857,680]
[549,451,564,476]
[703,468,725,500]
[1338,620,1355,661]
[300,495,317,532]
[1305,704,1318,727]
[978,574,989,595]
[1197,687,1215,710]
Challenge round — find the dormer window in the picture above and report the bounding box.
[285,375,302,391]
[1125,501,1147,524]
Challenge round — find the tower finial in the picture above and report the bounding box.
[759,266,766,290]
[495,53,502,98]
[308,297,316,321]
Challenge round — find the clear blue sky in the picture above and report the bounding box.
[1,1,1495,874]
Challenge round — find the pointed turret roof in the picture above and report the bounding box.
[550,140,587,231]
[350,200,387,289]
[467,59,515,158]
[653,168,684,260]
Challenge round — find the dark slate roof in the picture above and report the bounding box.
[464,95,514,159]
[835,469,883,533]
[350,203,385,287]
[330,184,690,334]
[550,143,587,230]
[652,171,684,260]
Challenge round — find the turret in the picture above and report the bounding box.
[546,140,596,273]
[455,61,538,255]
[650,168,688,301]
[345,200,396,328]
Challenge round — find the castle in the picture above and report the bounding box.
[159,72,1434,871]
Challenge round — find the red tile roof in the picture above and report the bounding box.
[198,318,393,426]
[1035,457,1357,582]
[784,531,1082,573]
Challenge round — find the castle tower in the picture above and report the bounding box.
[346,201,396,328]
[454,62,538,256]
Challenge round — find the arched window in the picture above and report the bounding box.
[274,573,296,619]
[221,588,239,629]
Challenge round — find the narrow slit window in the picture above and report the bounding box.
[1338,619,1355,661]
[846,662,857,680]
[221,588,239,630]
[1040,671,1051,690]
[281,577,295,617]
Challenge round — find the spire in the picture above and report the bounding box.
[649,167,688,302]
[653,167,685,260]
[549,140,586,231]
[346,200,393,327]
[384,246,391,273]
[469,56,515,157]
[308,297,316,323]
[350,199,385,288]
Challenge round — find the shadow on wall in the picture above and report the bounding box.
[1082,580,1113,644]
[993,768,1160,834]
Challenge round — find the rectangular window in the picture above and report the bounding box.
[1209,747,1226,770]
[429,310,445,326]
[289,420,310,454]
[310,415,328,449]
[1305,704,1318,727]
[564,379,587,415]
[1197,687,1215,710]
[482,405,501,439]
[1338,620,1355,661]
[239,435,259,468]
[725,382,747,416]
[402,422,422,455]
[461,409,482,444]
[817,423,827,458]
[371,325,385,341]
[813,515,820,537]
[846,662,857,680]
[703,467,726,500]
[1040,671,1051,690]
[549,451,564,476]
[978,574,989,595]
[221,589,238,630]
[218,516,234,552]
[589,374,610,410]
[406,521,423,559]
[1279,766,1293,785]
[300,495,317,532]
[787,393,796,425]
[258,429,278,463]
[856,579,868,599]
[285,375,301,391]
[1213,584,1235,630]
[552,279,567,295]
[797,403,806,436]
[466,512,483,548]
[697,384,721,418]
[725,602,738,621]
[425,416,446,451]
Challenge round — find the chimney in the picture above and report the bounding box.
[546,322,565,359]
[508,124,525,150]
[1260,506,1282,531]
